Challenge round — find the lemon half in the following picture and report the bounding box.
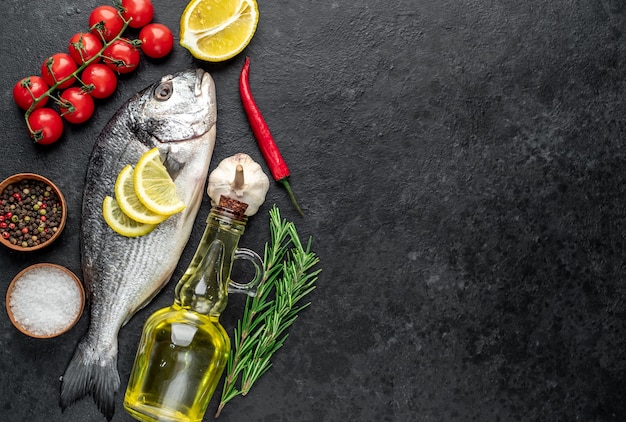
[180,0,259,62]
[114,165,169,225]
[134,148,186,216]
[102,196,157,237]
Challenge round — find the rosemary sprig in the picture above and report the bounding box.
[215,206,320,417]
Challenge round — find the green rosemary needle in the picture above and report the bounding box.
[215,206,320,417]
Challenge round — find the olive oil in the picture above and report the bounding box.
[124,203,260,422]
[124,305,229,422]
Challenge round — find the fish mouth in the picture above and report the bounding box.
[157,69,216,143]
[196,68,215,103]
[184,69,215,140]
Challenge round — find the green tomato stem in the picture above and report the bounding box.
[23,11,132,134]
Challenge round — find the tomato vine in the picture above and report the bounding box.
[14,1,173,145]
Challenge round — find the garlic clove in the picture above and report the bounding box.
[207,153,270,216]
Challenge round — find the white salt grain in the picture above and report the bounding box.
[9,266,82,337]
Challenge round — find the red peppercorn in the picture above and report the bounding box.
[0,216,4,223]
[41,203,47,208]
[8,223,15,230]
[0,222,7,229]
[12,193,21,201]
[5,212,12,219]
[40,216,46,222]
[21,227,28,234]
[2,232,9,239]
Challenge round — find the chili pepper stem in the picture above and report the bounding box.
[278,178,304,216]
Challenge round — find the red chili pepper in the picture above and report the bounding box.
[239,57,304,216]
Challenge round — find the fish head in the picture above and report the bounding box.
[129,69,216,143]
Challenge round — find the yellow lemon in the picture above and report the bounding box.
[114,165,169,225]
[134,148,186,216]
[180,0,259,62]
[102,196,157,237]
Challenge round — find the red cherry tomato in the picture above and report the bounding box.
[103,39,141,74]
[41,53,77,89]
[59,87,95,124]
[13,76,49,110]
[28,108,64,145]
[81,64,118,99]
[89,5,125,42]
[68,32,104,65]
[121,0,154,29]
[139,23,174,59]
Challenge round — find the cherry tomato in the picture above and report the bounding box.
[121,0,154,29]
[28,108,64,145]
[139,23,174,59]
[81,63,118,99]
[68,32,103,65]
[13,76,49,110]
[59,87,95,124]
[89,5,125,42]
[41,53,77,89]
[103,39,141,74]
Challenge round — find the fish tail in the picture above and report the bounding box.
[60,338,120,421]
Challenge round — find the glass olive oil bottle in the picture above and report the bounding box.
[124,201,261,422]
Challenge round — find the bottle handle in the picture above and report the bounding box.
[228,248,264,297]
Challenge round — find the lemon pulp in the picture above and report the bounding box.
[102,196,157,237]
[115,165,169,225]
[134,148,186,216]
[180,0,259,62]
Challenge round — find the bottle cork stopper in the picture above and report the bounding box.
[218,195,249,217]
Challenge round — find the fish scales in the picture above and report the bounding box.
[60,69,217,421]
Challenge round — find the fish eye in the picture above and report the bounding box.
[154,82,173,101]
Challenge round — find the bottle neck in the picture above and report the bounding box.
[173,206,247,316]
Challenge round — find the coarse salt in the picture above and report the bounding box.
[9,265,83,337]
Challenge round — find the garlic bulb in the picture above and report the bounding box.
[207,153,270,216]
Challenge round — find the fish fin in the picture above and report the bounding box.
[161,148,185,180]
[60,339,121,421]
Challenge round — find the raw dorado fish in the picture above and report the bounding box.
[60,69,217,420]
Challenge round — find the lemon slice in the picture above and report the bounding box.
[102,196,157,237]
[134,148,186,216]
[180,0,259,62]
[114,165,169,225]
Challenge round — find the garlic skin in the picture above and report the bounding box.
[207,153,270,216]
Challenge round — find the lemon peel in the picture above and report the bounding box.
[180,0,259,62]
[102,196,157,237]
[134,148,186,216]
[114,165,169,225]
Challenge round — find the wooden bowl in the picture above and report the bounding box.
[0,173,67,251]
[6,263,85,338]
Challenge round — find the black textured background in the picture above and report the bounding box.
[1,0,626,421]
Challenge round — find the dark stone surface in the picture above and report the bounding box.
[1,0,626,421]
